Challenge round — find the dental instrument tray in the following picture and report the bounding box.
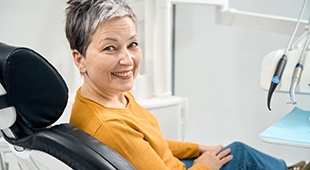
[260,107,310,148]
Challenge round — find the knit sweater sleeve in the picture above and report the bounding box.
[167,140,211,170]
[167,140,200,159]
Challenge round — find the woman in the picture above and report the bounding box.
[65,0,308,169]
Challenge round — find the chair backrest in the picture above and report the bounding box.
[0,42,135,170]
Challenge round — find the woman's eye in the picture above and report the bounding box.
[129,42,138,48]
[103,46,115,51]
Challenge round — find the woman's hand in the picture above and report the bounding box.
[194,145,233,170]
[198,144,224,154]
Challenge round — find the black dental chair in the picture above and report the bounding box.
[0,42,135,170]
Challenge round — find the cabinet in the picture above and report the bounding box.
[138,96,188,141]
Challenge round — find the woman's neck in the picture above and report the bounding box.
[80,84,128,108]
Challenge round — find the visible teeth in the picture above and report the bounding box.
[112,71,131,77]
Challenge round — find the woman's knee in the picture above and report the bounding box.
[224,141,253,155]
[227,141,248,149]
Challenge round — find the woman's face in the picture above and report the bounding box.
[76,16,142,94]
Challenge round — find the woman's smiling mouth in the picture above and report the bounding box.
[111,71,132,78]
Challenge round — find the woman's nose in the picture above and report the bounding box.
[119,50,134,65]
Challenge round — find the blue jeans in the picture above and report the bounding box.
[181,142,287,170]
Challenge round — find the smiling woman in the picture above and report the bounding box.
[72,16,142,108]
[64,0,306,170]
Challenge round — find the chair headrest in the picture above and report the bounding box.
[0,42,68,129]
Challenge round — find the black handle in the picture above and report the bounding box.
[267,54,287,110]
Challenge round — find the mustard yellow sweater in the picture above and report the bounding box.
[70,89,209,170]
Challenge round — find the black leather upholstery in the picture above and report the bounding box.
[0,43,67,129]
[0,42,135,170]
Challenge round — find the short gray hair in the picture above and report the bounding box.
[65,0,137,56]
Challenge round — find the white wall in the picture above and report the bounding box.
[174,0,310,165]
[0,0,82,121]
[0,0,80,89]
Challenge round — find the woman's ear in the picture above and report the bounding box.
[72,49,86,74]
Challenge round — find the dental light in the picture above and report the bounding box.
[266,0,309,110]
